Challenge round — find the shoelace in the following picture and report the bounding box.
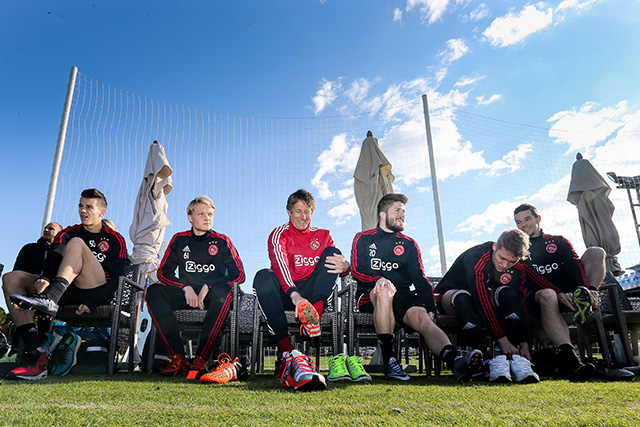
[280,354,317,386]
[329,355,347,372]
[387,359,404,374]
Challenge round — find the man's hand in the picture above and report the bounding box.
[183,286,199,308]
[197,285,209,310]
[519,342,532,361]
[497,336,519,359]
[290,291,308,309]
[76,304,91,316]
[372,277,396,296]
[589,289,599,308]
[325,254,349,274]
[34,278,50,294]
[558,292,576,311]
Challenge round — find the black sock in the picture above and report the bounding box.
[16,323,41,354]
[43,277,70,303]
[440,344,457,370]
[377,334,394,365]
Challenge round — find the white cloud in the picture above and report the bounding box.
[438,38,470,64]
[547,101,627,155]
[393,8,404,23]
[312,78,342,114]
[482,4,553,47]
[486,143,533,176]
[406,0,454,24]
[556,0,600,20]
[345,78,379,105]
[311,133,361,199]
[455,200,518,237]
[454,75,484,88]
[463,3,491,22]
[476,94,502,106]
[327,196,359,224]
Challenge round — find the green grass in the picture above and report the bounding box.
[1,372,639,426]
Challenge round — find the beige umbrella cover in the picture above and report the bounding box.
[567,156,622,275]
[354,132,394,231]
[129,141,173,283]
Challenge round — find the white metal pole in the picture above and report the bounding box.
[422,94,447,275]
[42,66,78,229]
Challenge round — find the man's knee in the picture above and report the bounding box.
[582,247,606,266]
[371,287,394,307]
[321,246,340,257]
[405,306,434,330]
[2,271,29,294]
[535,288,558,308]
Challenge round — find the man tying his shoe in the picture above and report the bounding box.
[514,203,598,380]
[146,196,246,382]
[253,189,358,391]
[351,193,484,383]
[9,189,127,380]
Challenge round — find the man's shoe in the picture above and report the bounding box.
[50,332,82,376]
[160,354,189,377]
[487,355,512,383]
[571,361,596,381]
[6,351,49,380]
[384,356,410,381]
[42,332,62,356]
[10,294,59,318]
[346,355,372,383]
[296,301,321,338]
[453,349,484,383]
[573,286,592,324]
[555,345,595,381]
[186,355,208,380]
[200,354,246,384]
[509,354,540,383]
[280,350,326,391]
[327,353,351,382]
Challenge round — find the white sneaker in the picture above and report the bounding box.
[487,355,512,383]
[280,350,326,391]
[510,354,540,383]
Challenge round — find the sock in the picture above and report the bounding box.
[43,277,70,303]
[313,301,324,318]
[377,333,394,365]
[16,324,41,355]
[440,344,458,370]
[278,337,294,355]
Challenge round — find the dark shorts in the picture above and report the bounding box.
[524,289,570,318]
[58,283,113,307]
[357,288,427,333]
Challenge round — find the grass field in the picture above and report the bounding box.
[1,371,639,426]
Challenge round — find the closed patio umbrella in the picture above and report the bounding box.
[354,131,395,231]
[567,153,622,275]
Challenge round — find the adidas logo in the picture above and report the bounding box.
[504,313,520,320]
[462,322,477,330]
[183,246,191,252]
[369,243,377,250]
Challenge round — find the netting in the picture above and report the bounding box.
[50,72,640,291]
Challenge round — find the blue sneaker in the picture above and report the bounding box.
[42,332,62,356]
[50,332,82,376]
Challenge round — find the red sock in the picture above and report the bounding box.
[313,301,324,317]
[278,337,294,354]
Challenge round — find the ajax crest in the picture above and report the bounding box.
[208,244,219,256]
[98,241,110,253]
[393,245,404,256]
[546,243,558,254]
[499,273,512,285]
[310,239,320,251]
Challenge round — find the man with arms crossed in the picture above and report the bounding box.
[514,203,598,380]
[351,193,483,382]
[10,189,128,380]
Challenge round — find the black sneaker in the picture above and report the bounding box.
[384,356,410,381]
[453,349,484,383]
[555,346,595,381]
[10,294,58,318]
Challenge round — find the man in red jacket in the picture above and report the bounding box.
[253,189,350,391]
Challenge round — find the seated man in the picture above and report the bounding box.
[514,203,598,379]
[253,189,355,391]
[146,196,246,382]
[435,229,545,383]
[2,222,62,360]
[9,189,128,380]
[351,193,483,383]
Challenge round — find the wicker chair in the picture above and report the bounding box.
[55,263,144,374]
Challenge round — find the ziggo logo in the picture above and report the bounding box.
[371,258,399,272]
[295,255,320,267]
[185,261,216,273]
[532,262,559,275]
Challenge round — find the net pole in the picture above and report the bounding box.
[422,94,447,275]
[42,65,78,230]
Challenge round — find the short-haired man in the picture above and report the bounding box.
[2,222,62,362]
[253,189,354,391]
[514,203,598,380]
[351,193,483,382]
[435,229,545,383]
[146,196,246,381]
[9,189,128,380]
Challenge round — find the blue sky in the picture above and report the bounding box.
[2,1,640,303]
